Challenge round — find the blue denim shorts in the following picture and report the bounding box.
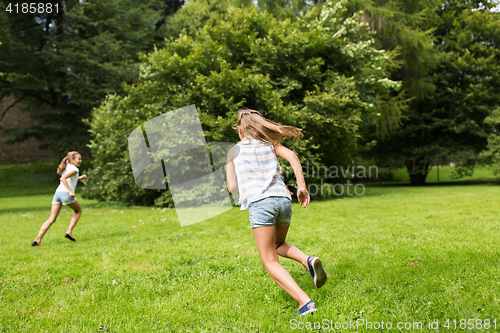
[52,191,77,205]
[248,196,292,229]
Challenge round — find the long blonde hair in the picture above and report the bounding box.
[57,151,80,176]
[236,108,303,145]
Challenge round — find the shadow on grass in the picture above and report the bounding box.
[0,186,58,199]
[307,179,500,202]
[0,205,56,215]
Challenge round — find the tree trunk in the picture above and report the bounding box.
[405,159,431,185]
[408,172,428,185]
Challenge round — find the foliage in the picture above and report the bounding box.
[153,0,186,31]
[83,4,401,205]
[162,0,251,39]
[367,0,500,185]
[256,0,312,20]
[0,0,173,158]
[480,108,500,175]
[354,0,443,99]
[303,0,408,139]
[162,0,311,40]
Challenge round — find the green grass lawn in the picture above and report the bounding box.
[0,162,499,332]
[390,165,500,184]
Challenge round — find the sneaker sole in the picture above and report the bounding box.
[311,258,327,288]
[300,308,317,316]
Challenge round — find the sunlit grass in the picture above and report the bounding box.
[391,165,500,184]
[0,163,499,332]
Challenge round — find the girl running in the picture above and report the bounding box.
[32,151,87,246]
[226,109,327,316]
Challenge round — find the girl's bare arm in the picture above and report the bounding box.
[273,143,310,208]
[60,170,76,196]
[226,147,238,193]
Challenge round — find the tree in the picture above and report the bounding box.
[154,0,186,32]
[475,7,500,174]
[162,0,251,39]
[480,107,500,175]
[82,4,401,205]
[256,0,312,20]
[356,0,443,99]
[0,0,169,158]
[163,0,410,143]
[368,0,500,185]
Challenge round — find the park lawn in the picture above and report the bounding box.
[0,163,499,332]
[0,162,58,199]
[391,165,500,184]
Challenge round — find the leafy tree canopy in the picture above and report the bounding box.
[369,0,500,184]
[82,2,402,205]
[0,0,176,158]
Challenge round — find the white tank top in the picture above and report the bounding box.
[233,137,291,210]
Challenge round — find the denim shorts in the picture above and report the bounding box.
[249,196,292,229]
[52,191,77,205]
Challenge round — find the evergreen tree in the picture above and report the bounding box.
[154,0,186,32]
[369,0,500,184]
[0,0,170,158]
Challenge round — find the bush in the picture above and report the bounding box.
[82,4,400,206]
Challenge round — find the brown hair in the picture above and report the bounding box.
[57,151,81,176]
[236,108,303,145]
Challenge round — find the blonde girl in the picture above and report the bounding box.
[32,151,87,246]
[226,109,327,316]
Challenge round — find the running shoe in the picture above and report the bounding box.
[292,300,317,316]
[307,256,327,288]
[64,233,76,242]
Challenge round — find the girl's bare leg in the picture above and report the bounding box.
[65,200,82,238]
[275,225,310,272]
[34,203,62,245]
[252,226,311,309]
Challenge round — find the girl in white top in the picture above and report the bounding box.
[32,151,87,246]
[226,109,327,316]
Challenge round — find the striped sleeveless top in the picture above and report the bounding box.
[233,136,292,210]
